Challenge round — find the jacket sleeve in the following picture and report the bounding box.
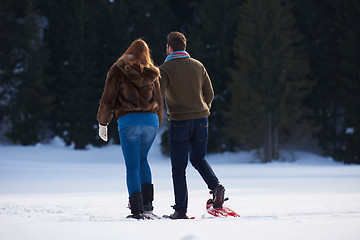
[202,67,214,109]
[154,78,164,125]
[159,67,168,97]
[97,66,120,126]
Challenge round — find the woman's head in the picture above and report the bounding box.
[119,39,154,68]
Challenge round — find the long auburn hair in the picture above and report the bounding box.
[118,39,156,72]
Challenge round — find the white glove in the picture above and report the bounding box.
[98,124,108,142]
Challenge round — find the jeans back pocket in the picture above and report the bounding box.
[198,122,208,142]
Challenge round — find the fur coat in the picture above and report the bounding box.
[97,60,163,126]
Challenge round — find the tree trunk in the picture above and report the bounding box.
[272,122,279,160]
[264,113,279,162]
[264,114,272,163]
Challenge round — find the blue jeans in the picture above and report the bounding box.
[170,118,219,212]
[119,125,157,197]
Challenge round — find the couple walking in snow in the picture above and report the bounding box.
[97,32,225,219]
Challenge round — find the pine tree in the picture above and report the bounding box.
[1,0,53,145]
[44,0,104,149]
[292,0,344,159]
[335,0,360,164]
[0,0,28,138]
[187,0,244,152]
[292,0,360,164]
[61,0,104,149]
[224,0,312,162]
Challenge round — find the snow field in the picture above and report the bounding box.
[1,136,360,240]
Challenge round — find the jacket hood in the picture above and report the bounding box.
[115,60,159,87]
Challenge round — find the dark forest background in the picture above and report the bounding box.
[1,0,359,164]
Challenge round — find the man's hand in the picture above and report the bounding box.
[98,124,108,142]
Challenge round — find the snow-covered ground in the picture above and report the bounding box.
[1,135,360,240]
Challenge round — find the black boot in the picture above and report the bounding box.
[169,210,189,219]
[212,184,225,209]
[127,192,144,220]
[141,184,154,213]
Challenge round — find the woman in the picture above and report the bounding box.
[97,39,163,219]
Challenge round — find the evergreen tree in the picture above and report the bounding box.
[60,0,104,149]
[292,0,343,159]
[187,0,244,152]
[335,0,360,163]
[44,0,104,149]
[43,0,74,143]
[0,0,28,134]
[292,0,360,164]
[1,0,53,144]
[224,0,311,162]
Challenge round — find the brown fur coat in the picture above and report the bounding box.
[97,60,163,126]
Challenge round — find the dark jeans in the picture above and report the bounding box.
[170,118,219,212]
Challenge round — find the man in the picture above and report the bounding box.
[159,31,225,219]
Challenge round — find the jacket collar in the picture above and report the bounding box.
[115,60,159,87]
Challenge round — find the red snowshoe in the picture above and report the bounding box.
[206,198,240,217]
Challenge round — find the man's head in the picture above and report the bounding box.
[166,31,187,54]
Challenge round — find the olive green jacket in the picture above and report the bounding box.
[159,57,214,121]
